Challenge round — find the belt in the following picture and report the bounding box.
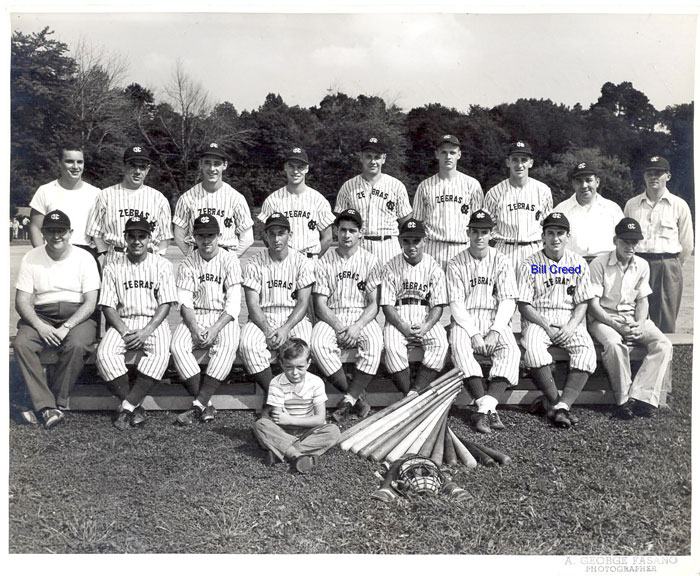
[112,246,126,253]
[365,235,394,241]
[396,298,429,306]
[637,253,679,261]
[502,239,540,246]
[306,252,319,259]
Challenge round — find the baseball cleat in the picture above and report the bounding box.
[472,412,491,434]
[41,408,64,429]
[294,455,317,474]
[352,397,371,419]
[567,411,579,425]
[633,401,657,418]
[263,451,281,466]
[371,488,397,502]
[20,410,39,426]
[529,394,551,415]
[130,406,148,427]
[176,406,202,426]
[551,408,572,428]
[615,400,635,420]
[201,405,216,423]
[113,409,132,431]
[406,388,419,398]
[487,411,506,430]
[331,401,352,423]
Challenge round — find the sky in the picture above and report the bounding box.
[9,4,698,115]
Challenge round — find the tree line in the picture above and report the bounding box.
[11,27,694,220]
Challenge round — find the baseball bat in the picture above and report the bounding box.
[418,411,449,458]
[405,400,453,457]
[465,438,513,466]
[461,437,496,467]
[430,413,449,466]
[448,427,477,468]
[443,428,458,466]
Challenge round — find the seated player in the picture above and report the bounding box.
[13,210,100,428]
[588,218,673,419]
[517,212,597,428]
[447,210,520,433]
[311,209,383,422]
[253,338,341,473]
[238,213,314,395]
[96,217,177,430]
[381,219,449,395]
[171,215,243,425]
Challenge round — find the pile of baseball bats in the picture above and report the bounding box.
[338,368,512,467]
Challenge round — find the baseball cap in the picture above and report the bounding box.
[285,147,309,165]
[124,216,152,234]
[334,209,363,228]
[123,145,151,163]
[615,217,644,241]
[468,210,495,229]
[264,213,291,230]
[570,160,599,179]
[200,142,229,162]
[41,210,71,230]
[436,134,460,148]
[399,218,426,238]
[644,156,671,172]
[360,137,386,154]
[541,212,570,232]
[193,214,220,234]
[507,141,533,157]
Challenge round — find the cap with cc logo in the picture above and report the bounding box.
[334,209,363,228]
[124,216,152,234]
[285,146,309,164]
[200,142,229,162]
[644,155,671,172]
[360,137,386,154]
[265,212,291,230]
[123,145,151,163]
[468,209,495,229]
[399,218,426,238]
[614,217,644,240]
[570,160,599,179]
[507,140,533,157]
[541,211,570,231]
[436,134,460,148]
[41,210,71,230]
[193,214,221,234]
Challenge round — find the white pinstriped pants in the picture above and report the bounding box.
[423,239,469,270]
[360,237,401,266]
[450,313,520,386]
[96,317,172,381]
[494,240,542,272]
[383,305,448,373]
[310,308,383,376]
[170,311,240,381]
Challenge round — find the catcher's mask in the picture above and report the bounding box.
[393,455,445,496]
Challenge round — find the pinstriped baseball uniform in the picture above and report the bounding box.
[170,249,243,381]
[311,247,384,376]
[446,248,520,386]
[239,249,315,374]
[258,186,335,255]
[96,253,177,381]
[335,174,412,265]
[172,182,253,253]
[381,253,448,373]
[484,178,552,270]
[413,172,484,269]
[85,184,173,261]
[517,249,596,372]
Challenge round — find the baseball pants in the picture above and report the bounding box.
[589,316,672,407]
[170,311,240,381]
[640,255,682,333]
[423,239,469,270]
[253,418,340,461]
[360,237,401,266]
[13,303,96,411]
[495,240,542,273]
[450,314,520,386]
[383,305,448,373]
[96,317,172,381]
[310,309,383,376]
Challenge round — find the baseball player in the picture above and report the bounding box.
[413,134,484,269]
[335,137,413,265]
[623,155,694,333]
[517,212,597,428]
[484,141,553,271]
[258,147,335,258]
[310,209,383,422]
[238,213,315,395]
[554,160,624,262]
[171,215,243,425]
[85,145,173,264]
[446,210,520,433]
[96,216,178,430]
[172,142,254,258]
[381,218,449,395]
[588,218,673,419]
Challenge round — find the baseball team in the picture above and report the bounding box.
[13,135,692,473]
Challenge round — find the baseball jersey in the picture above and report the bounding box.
[86,184,173,251]
[517,249,594,312]
[554,194,624,258]
[99,252,178,317]
[258,186,335,254]
[242,249,315,310]
[413,172,484,242]
[484,178,552,242]
[335,174,412,236]
[176,249,242,316]
[589,252,652,316]
[313,247,382,310]
[266,371,327,418]
[29,180,101,246]
[381,253,447,308]
[172,182,253,251]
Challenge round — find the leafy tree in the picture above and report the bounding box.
[594,81,658,131]
[659,103,694,217]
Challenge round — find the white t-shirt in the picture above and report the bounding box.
[30,179,101,246]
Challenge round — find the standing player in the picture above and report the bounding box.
[381,219,449,395]
[335,137,413,265]
[446,210,520,433]
[258,147,335,258]
[171,215,242,425]
[517,212,597,428]
[96,217,178,430]
[85,145,172,263]
[239,213,315,395]
[311,209,383,422]
[623,156,694,333]
[484,141,553,271]
[172,142,254,258]
[413,134,484,269]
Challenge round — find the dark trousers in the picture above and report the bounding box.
[640,255,682,333]
[13,303,96,412]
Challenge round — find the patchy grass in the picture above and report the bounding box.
[9,347,691,554]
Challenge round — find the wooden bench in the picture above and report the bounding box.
[9,333,691,411]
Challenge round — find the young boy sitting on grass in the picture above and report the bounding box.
[253,338,341,473]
